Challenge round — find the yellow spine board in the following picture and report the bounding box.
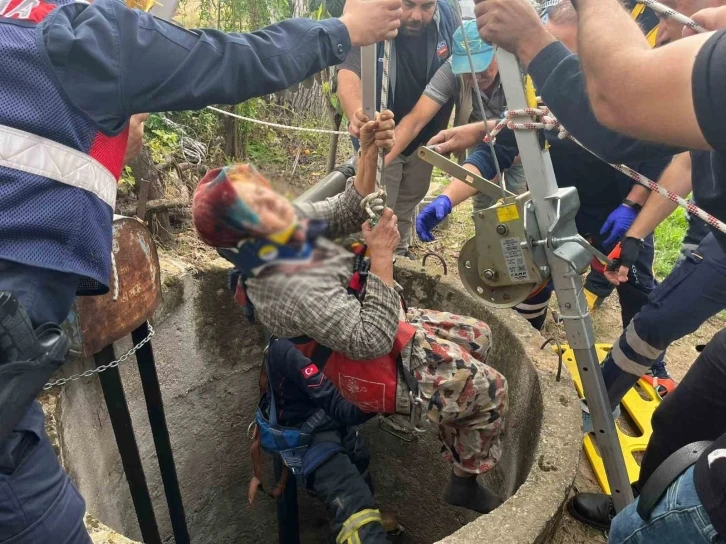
[557,344,661,494]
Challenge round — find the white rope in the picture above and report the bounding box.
[206,106,348,135]
[157,115,208,164]
[636,0,708,33]
[361,39,393,224]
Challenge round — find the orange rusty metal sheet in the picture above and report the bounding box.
[76,216,161,356]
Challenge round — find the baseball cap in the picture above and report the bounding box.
[451,20,495,75]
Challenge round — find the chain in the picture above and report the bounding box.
[42,324,155,391]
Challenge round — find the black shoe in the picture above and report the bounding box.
[567,493,615,531]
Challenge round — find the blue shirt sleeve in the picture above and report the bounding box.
[463,132,518,180]
[40,0,351,132]
[529,41,680,164]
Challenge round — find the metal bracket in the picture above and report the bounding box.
[417,145,516,201]
[361,46,378,120]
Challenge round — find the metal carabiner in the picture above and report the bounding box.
[408,391,428,434]
[247,420,258,440]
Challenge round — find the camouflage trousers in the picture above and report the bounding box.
[407,309,509,475]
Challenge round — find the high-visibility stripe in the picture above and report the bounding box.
[612,341,649,377]
[625,321,662,360]
[0,123,116,208]
[515,300,549,311]
[336,509,383,544]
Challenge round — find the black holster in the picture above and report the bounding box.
[0,293,70,443]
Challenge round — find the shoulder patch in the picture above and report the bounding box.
[301,363,319,378]
[437,40,450,59]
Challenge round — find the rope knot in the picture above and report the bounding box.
[361,187,387,224]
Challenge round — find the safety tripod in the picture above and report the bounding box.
[444,29,634,510]
[491,47,634,512]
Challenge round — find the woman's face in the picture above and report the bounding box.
[233,182,296,236]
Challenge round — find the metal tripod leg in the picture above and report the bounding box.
[95,345,162,544]
[495,50,634,511]
[132,321,191,544]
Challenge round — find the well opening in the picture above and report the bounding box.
[56,263,580,544]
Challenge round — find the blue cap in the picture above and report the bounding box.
[451,20,495,75]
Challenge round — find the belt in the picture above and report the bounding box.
[637,440,713,521]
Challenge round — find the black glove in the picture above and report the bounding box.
[607,236,644,271]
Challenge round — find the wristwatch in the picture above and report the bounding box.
[622,198,643,212]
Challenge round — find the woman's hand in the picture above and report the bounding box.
[358,109,395,157]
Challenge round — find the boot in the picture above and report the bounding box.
[443,470,503,514]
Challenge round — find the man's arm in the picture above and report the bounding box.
[283,344,375,424]
[530,43,682,163]
[441,137,519,206]
[337,69,364,138]
[43,0,400,132]
[474,0,682,161]
[385,96,442,164]
[575,0,714,149]
[386,62,455,163]
[627,153,693,240]
[605,152,693,284]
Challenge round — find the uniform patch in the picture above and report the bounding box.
[436,40,450,59]
[302,363,319,378]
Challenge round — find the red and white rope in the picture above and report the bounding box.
[485,107,726,235]
[636,0,707,34]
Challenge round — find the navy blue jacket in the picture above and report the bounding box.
[267,339,374,429]
[523,42,726,255]
[0,0,352,289]
[44,0,353,132]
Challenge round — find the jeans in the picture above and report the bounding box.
[383,152,435,254]
[0,259,90,544]
[610,466,726,544]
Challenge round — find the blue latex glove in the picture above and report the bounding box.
[600,204,638,250]
[416,195,453,242]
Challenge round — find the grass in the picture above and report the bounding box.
[653,206,688,280]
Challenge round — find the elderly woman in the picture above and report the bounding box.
[192,110,508,514]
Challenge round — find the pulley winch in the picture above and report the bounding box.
[417,146,613,309]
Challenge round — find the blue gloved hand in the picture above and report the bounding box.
[416,195,453,242]
[601,203,638,250]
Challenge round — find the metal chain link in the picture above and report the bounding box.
[43,324,155,391]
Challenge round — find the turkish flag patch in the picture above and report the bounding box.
[301,363,319,378]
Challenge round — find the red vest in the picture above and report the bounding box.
[293,320,417,414]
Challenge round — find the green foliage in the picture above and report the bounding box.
[308,0,345,17]
[144,118,179,163]
[653,206,688,280]
[119,165,136,188]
